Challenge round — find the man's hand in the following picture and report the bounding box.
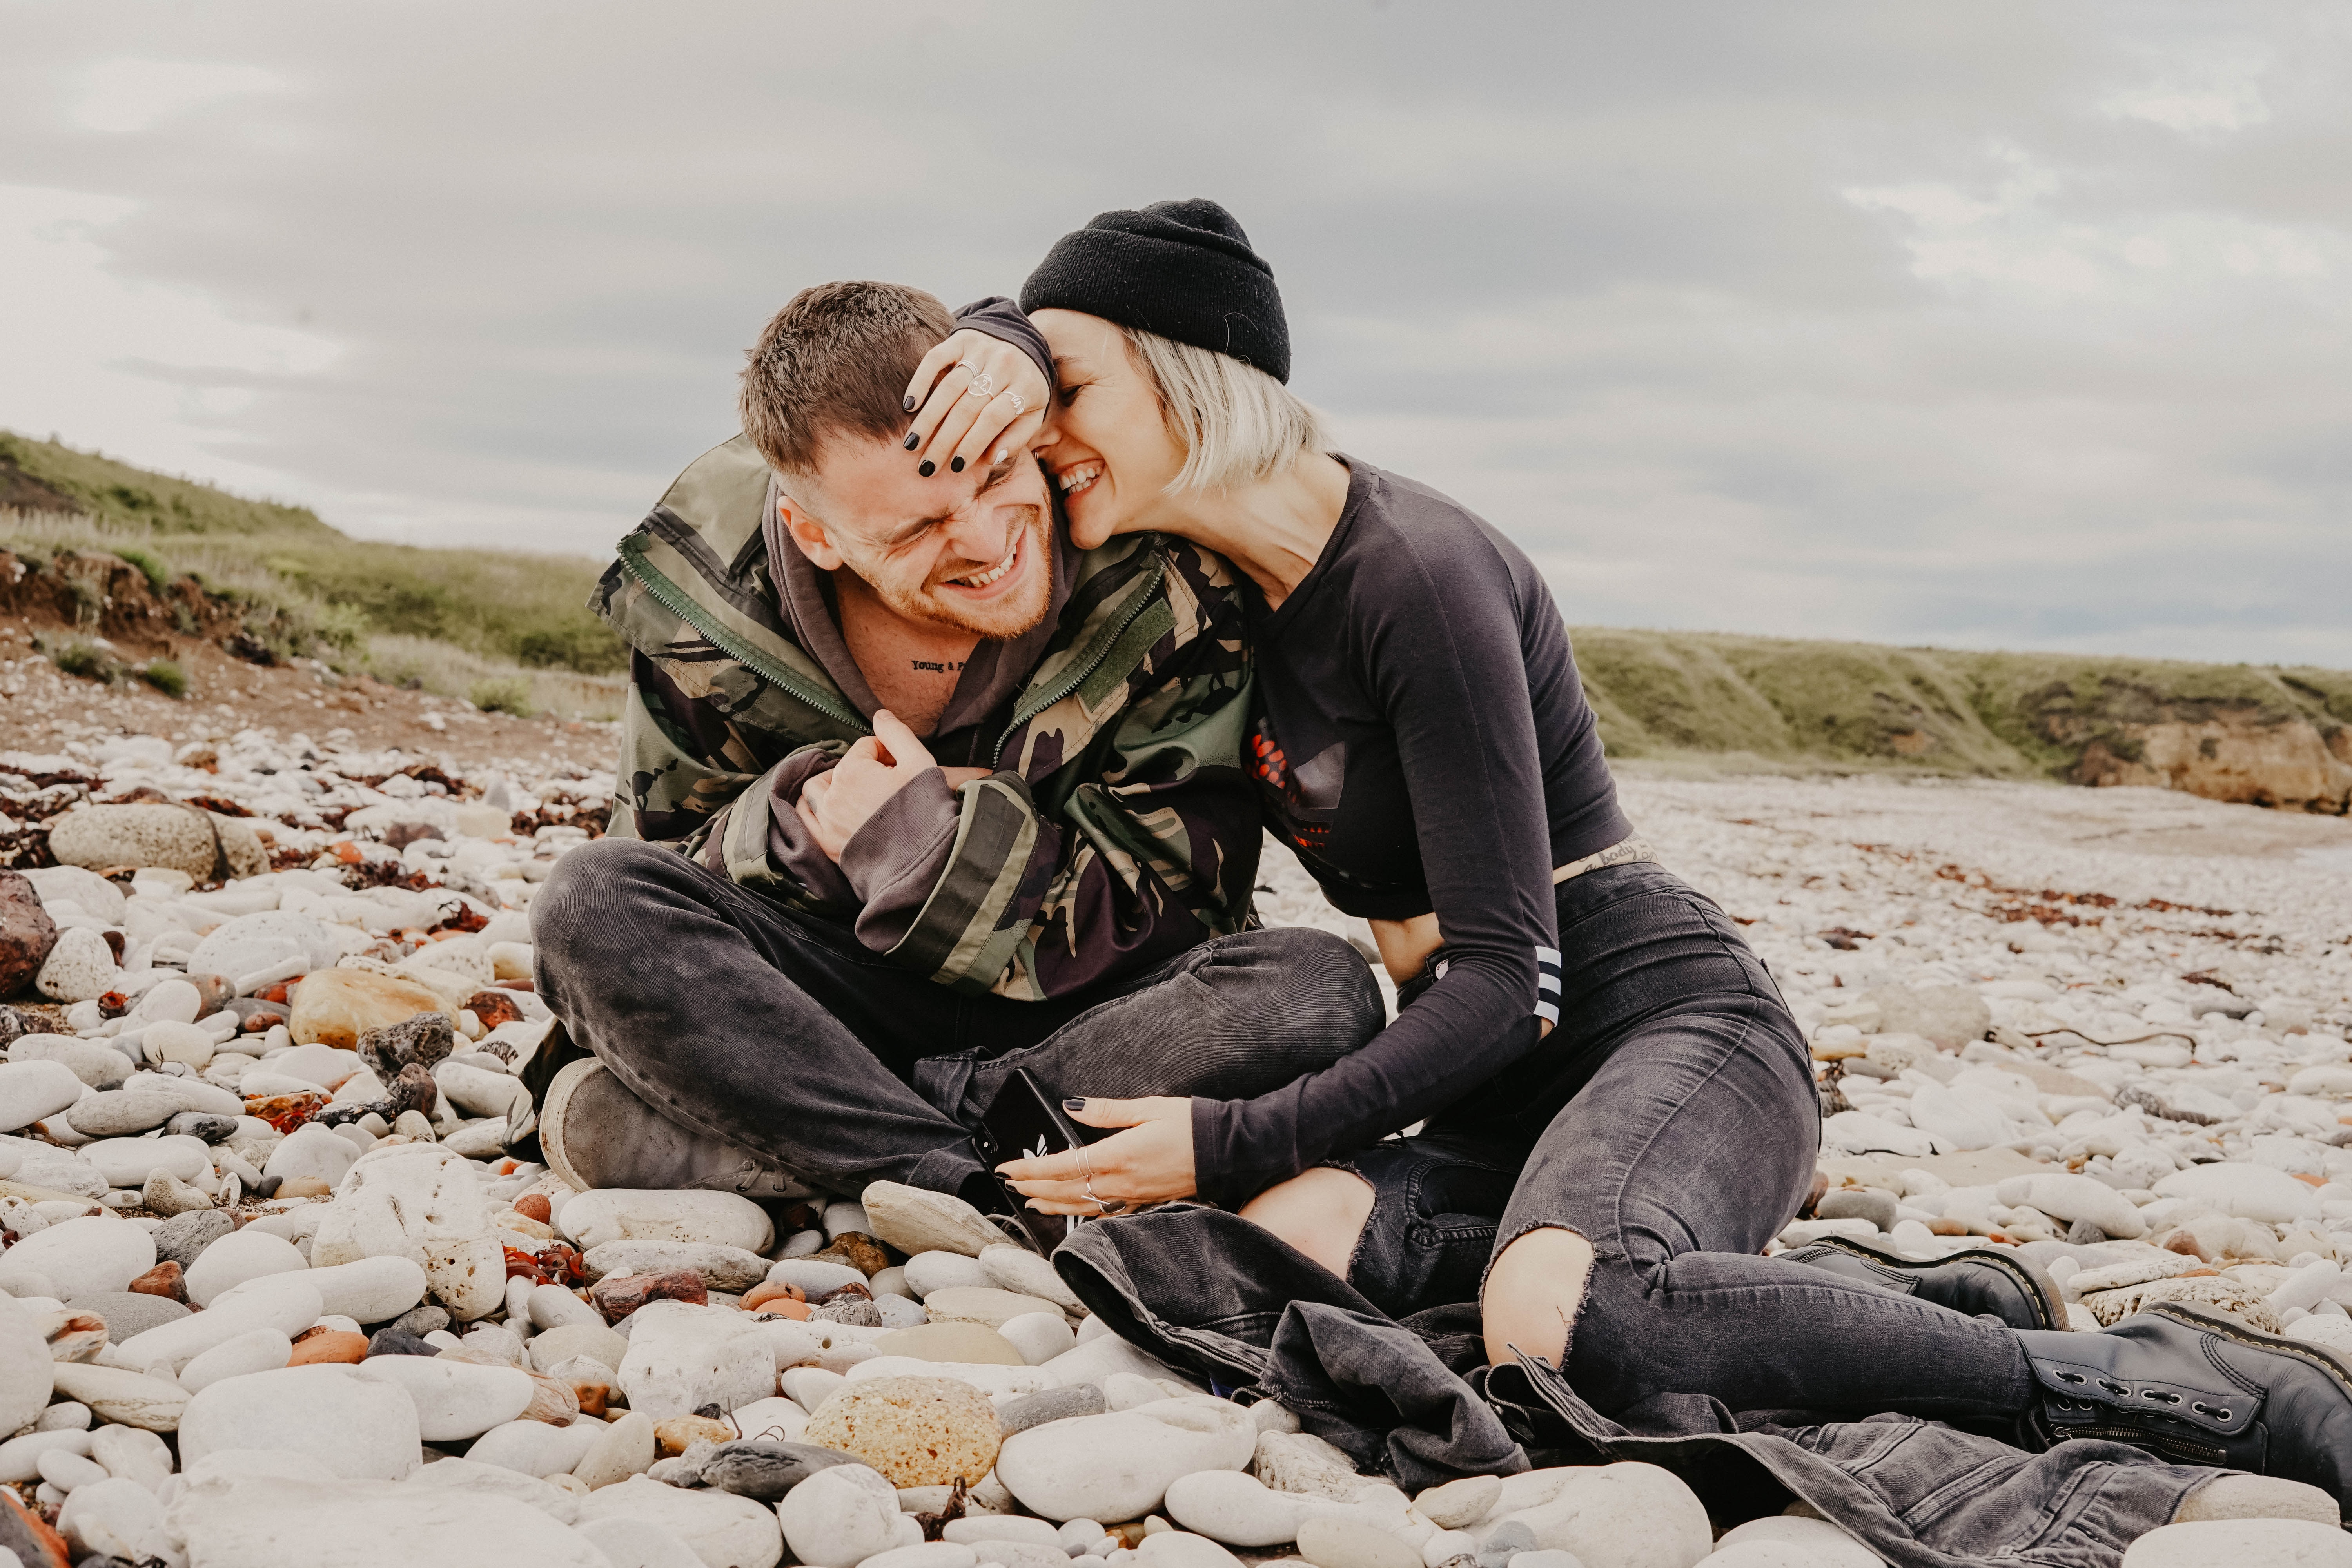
[795,710,938,861]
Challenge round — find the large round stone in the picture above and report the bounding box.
[350,1357,533,1442]
[154,1209,235,1270]
[873,1321,1027,1366]
[7,1033,132,1090]
[464,1417,609,1479]
[288,969,452,1051]
[188,910,342,982]
[47,804,266,880]
[66,1290,191,1343]
[0,1058,85,1133]
[581,1239,770,1294]
[613,1301,775,1422]
[803,1375,1000,1488]
[185,1228,307,1307]
[171,1468,608,1567]
[36,927,119,1003]
[179,1364,423,1480]
[300,1256,430,1323]
[920,1286,1066,1331]
[2122,1518,2352,1566]
[572,1475,784,1568]
[996,1401,1258,1524]
[1711,1516,1884,1566]
[559,1189,775,1253]
[1491,1462,1712,1568]
[0,1215,156,1299]
[0,1296,55,1435]
[81,1134,211,1189]
[776,1463,904,1568]
[0,871,58,996]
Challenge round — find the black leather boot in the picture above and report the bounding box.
[2018,1303,2352,1500]
[1780,1232,2067,1331]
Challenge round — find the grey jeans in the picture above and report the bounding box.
[1338,863,2036,1420]
[1055,1205,2210,1568]
[534,837,1386,1198]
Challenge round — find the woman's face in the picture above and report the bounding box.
[1029,309,1186,550]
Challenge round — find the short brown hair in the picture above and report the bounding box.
[739,281,953,477]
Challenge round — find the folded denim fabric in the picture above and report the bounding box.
[1057,1202,2205,1568]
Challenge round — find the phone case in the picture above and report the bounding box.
[975,1070,1103,1254]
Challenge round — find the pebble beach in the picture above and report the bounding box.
[4,722,2351,1568]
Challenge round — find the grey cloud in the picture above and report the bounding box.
[2,0,2347,660]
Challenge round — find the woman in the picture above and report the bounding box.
[890,202,2352,1481]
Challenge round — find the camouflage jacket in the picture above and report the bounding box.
[592,435,1261,999]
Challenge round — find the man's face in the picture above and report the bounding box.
[786,434,1055,641]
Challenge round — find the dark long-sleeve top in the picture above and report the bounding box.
[1190,458,1632,1207]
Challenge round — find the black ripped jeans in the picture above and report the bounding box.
[534,837,1387,1200]
[1332,862,2034,1420]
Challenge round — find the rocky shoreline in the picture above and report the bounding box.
[1,723,2349,1566]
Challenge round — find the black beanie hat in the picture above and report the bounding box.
[1020,198,1290,383]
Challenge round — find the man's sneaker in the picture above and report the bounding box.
[2018,1303,2352,1499]
[539,1058,812,1199]
[1780,1232,2067,1331]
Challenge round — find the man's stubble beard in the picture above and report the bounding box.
[886,508,1055,641]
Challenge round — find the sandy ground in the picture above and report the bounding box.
[0,619,615,774]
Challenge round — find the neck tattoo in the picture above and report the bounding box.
[911,659,967,674]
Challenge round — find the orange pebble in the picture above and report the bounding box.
[288,1330,368,1365]
[127,1261,186,1303]
[332,842,363,864]
[740,1281,805,1313]
[514,1193,553,1223]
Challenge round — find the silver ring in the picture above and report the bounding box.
[965,369,994,399]
[1002,390,1025,416]
[1076,1145,1094,1184]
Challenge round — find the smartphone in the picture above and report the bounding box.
[973,1069,1105,1255]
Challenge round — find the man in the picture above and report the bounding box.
[529,281,1381,1210]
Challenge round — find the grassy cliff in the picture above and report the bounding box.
[0,429,338,537]
[1575,628,2352,809]
[6,430,2347,809]
[0,432,621,673]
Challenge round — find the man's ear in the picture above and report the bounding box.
[779,494,845,572]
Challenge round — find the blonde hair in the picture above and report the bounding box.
[1122,327,1332,494]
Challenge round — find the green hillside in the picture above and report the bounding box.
[1574,627,2352,801]
[6,429,2348,811]
[0,430,338,537]
[0,431,622,673]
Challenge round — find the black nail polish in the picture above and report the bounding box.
[1063,1098,1086,1112]
[949,456,965,474]
[902,431,919,451]
[918,460,935,477]
[904,395,918,413]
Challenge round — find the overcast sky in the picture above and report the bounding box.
[4,3,2347,666]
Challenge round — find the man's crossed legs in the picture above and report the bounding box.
[530,837,1385,1203]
